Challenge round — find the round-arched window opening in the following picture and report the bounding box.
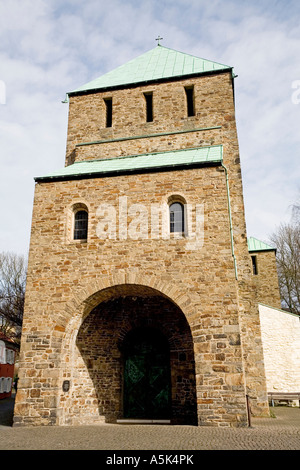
[169,202,184,234]
[74,210,88,240]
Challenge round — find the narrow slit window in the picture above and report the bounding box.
[251,255,258,275]
[74,210,88,240]
[104,98,112,127]
[144,92,153,122]
[185,86,195,117]
[169,202,184,233]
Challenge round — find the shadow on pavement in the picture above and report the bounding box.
[0,393,15,427]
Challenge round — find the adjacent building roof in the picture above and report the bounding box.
[35,145,223,182]
[248,237,276,252]
[69,45,233,95]
[0,331,19,348]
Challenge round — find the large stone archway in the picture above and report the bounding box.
[58,283,197,426]
[15,274,252,427]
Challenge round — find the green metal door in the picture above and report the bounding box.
[123,328,171,419]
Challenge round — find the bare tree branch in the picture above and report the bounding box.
[270,223,300,315]
[0,252,27,341]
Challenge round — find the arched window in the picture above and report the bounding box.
[169,202,184,233]
[74,210,88,240]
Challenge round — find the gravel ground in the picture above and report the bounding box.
[0,394,299,451]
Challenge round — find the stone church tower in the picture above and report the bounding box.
[14,45,272,427]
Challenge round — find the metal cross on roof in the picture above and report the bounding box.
[156,35,163,45]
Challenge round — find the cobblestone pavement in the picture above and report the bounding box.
[1,394,299,451]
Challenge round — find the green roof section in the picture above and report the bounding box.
[69,45,233,95]
[248,237,276,252]
[35,145,223,182]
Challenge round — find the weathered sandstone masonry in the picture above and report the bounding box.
[250,248,281,309]
[14,46,273,427]
[65,75,230,164]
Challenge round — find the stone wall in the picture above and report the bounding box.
[15,164,249,426]
[65,73,233,165]
[14,69,269,427]
[250,251,281,309]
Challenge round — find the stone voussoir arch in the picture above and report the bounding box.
[58,270,195,345]
[53,271,197,424]
[53,271,198,426]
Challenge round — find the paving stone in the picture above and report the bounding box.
[1,396,299,450]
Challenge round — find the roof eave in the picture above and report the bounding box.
[68,67,234,97]
[249,248,277,253]
[34,160,222,183]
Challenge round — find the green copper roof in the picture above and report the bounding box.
[70,45,232,95]
[248,237,276,252]
[35,145,223,182]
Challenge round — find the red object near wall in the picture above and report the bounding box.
[0,332,19,399]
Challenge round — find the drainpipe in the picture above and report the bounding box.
[221,160,238,280]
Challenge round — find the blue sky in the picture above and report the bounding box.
[0,0,299,256]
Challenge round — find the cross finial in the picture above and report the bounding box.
[156,35,163,46]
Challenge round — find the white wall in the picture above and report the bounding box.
[259,304,300,392]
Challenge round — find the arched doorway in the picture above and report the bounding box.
[123,327,171,420]
[75,286,197,425]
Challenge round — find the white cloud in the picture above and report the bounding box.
[0,0,299,255]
